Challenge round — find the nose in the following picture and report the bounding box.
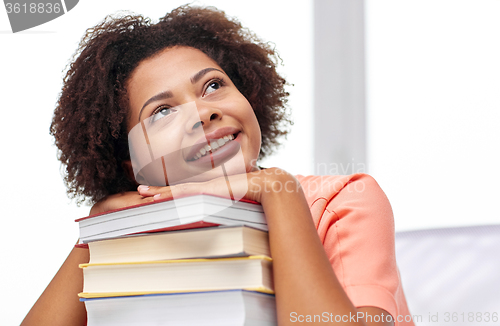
[188,104,223,132]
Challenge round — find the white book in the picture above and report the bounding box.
[77,194,266,243]
[82,290,277,326]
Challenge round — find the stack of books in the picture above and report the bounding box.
[76,194,277,325]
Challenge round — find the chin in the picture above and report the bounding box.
[178,154,250,184]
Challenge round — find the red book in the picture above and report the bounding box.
[76,194,265,243]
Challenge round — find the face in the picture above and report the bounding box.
[126,46,261,186]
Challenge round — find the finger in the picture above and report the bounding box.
[137,185,152,196]
[128,194,155,206]
[142,196,155,204]
[137,185,165,196]
[137,185,174,200]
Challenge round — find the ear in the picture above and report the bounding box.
[122,160,139,186]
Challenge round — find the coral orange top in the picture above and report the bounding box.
[295,173,414,326]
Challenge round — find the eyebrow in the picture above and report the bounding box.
[138,67,224,122]
[190,67,224,84]
[138,90,173,122]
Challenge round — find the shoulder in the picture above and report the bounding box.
[294,173,394,238]
[294,173,387,208]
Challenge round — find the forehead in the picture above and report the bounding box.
[129,46,221,85]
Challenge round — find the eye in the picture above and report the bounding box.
[204,79,223,96]
[151,106,173,122]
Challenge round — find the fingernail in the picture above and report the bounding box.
[154,194,161,200]
[138,185,149,191]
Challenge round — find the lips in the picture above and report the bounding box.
[184,126,241,162]
[189,134,236,161]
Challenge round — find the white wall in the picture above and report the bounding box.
[314,0,367,178]
[366,0,500,231]
[0,1,312,324]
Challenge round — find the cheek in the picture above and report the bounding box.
[238,99,261,130]
[149,128,183,155]
[243,106,262,157]
[245,106,261,142]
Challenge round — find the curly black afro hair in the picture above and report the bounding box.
[50,5,292,205]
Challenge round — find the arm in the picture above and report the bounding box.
[21,192,154,326]
[258,170,393,326]
[21,246,89,326]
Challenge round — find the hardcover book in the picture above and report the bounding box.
[80,256,273,298]
[83,290,277,326]
[88,226,270,264]
[76,194,266,243]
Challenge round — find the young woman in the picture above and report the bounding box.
[22,5,414,326]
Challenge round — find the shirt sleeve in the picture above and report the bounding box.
[316,174,402,321]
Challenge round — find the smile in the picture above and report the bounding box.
[189,134,236,161]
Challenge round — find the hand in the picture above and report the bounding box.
[137,167,296,204]
[90,168,297,216]
[89,191,155,216]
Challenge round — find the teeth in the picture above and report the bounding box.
[190,134,236,161]
[210,141,219,150]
